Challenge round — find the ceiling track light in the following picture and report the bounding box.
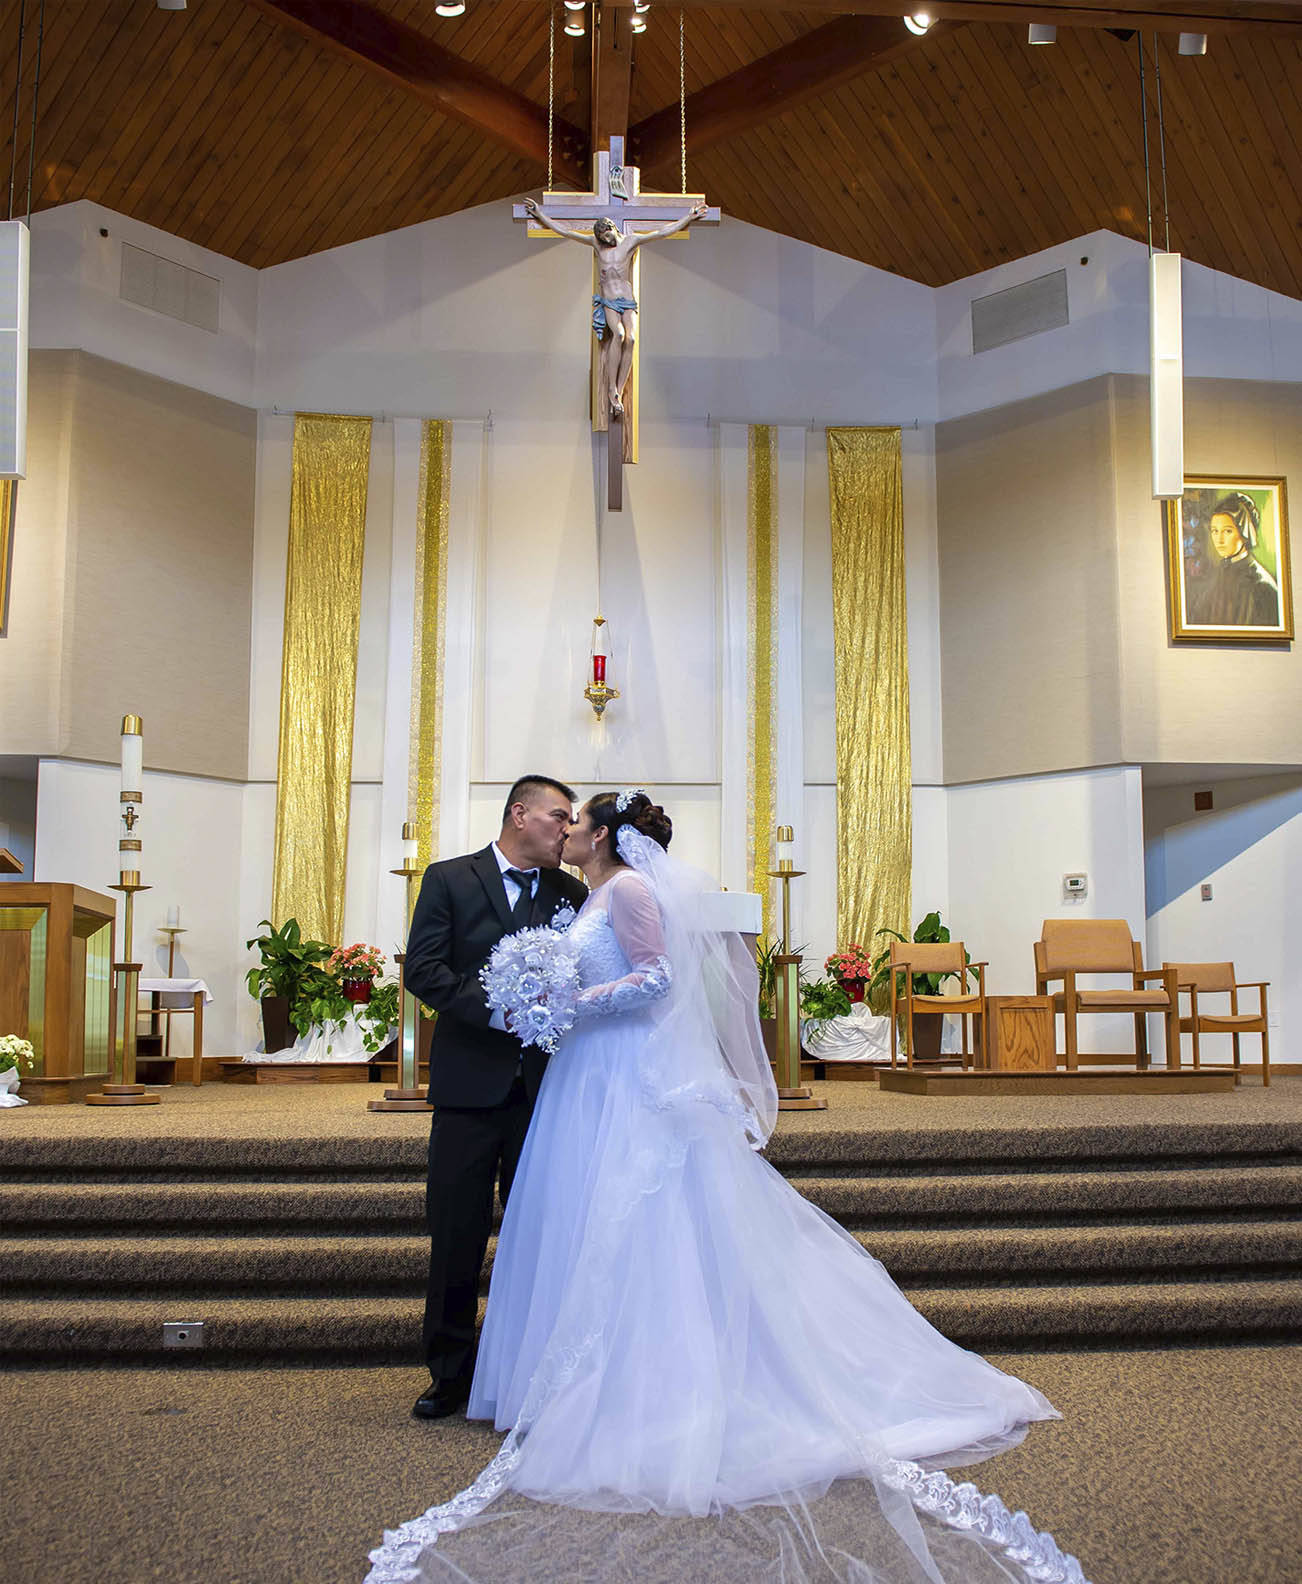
[1028,24,1056,45]
[630,14,647,30]
[1178,32,1207,55]
[434,0,466,14]
[633,0,651,11]
[563,17,586,36]
[903,14,932,37]
[156,0,187,10]
[562,0,586,9]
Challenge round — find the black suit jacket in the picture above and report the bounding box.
[403,846,588,1108]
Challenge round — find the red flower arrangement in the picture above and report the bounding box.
[825,945,874,984]
[327,943,386,979]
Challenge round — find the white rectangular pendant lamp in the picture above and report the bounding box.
[1149,250,1184,500]
[0,220,29,480]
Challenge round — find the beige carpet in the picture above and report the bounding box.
[0,1348,1297,1584]
[6,1073,1300,1140]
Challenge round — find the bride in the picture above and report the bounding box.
[367,792,1085,1584]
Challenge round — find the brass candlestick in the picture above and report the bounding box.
[370,822,431,1112]
[159,925,187,1063]
[87,877,160,1106]
[768,825,826,1113]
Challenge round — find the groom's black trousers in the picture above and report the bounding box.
[422,1076,532,1385]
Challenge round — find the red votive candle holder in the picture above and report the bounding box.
[592,655,607,683]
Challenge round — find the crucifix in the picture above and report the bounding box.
[513,136,719,511]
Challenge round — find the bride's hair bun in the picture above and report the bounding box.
[588,789,673,853]
[631,799,672,851]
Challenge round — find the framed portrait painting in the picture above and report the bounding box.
[1165,476,1293,643]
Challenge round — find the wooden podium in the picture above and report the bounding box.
[0,884,116,1102]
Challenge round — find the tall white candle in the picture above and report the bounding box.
[121,732,143,793]
[167,906,180,927]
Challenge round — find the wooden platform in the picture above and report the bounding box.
[878,1068,1239,1096]
[218,1060,370,1085]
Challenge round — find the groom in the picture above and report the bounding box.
[403,774,587,1420]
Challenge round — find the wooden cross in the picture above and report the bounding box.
[514,136,719,510]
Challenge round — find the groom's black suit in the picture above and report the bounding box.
[403,845,587,1387]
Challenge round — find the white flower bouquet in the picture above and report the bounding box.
[480,925,581,1055]
[0,1035,34,1073]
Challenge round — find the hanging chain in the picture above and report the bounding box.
[679,9,687,194]
[547,2,555,193]
[1152,32,1171,252]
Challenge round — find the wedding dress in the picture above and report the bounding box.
[367,832,1085,1584]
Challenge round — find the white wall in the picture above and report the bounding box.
[34,759,249,1059]
[947,765,1147,1054]
[1145,772,1302,1064]
[29,201,259,407]
[936,230,1302,422]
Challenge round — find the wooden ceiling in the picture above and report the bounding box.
[2,0,1300,296]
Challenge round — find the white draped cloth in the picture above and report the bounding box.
[243,1008,396,1063]
[802,1004,962,1062]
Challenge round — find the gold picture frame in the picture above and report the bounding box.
[1165,475,1292,643]
[0,479,15,638]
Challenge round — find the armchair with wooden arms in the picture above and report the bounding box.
[888,940,986,1070]
[1165,961,1271,1087]
[1034,919,1179,1071]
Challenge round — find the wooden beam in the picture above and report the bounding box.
[642,0,1302,37]
[592,3,634,152]
[244,0,589,186]
[629,17,955,174]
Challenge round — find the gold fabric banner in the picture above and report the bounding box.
[271,413,372,944]
[409,421,451,871]
[747,425,778,945]
[826,427,911,954]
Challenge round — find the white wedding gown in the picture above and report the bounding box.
[367,852,1085,1584]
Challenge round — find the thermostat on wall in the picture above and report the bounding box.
[1062,873,1088,901]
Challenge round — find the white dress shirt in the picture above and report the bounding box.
[488,843,539,1034]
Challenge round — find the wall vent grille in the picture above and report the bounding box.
[120,243,220,334]
[970,269,1068,354]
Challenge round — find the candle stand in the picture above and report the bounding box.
[370,824,432,1112]
[87,876,160,1106]
[769,826,826,1112]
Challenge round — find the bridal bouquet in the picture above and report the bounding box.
[480,925,581,1055]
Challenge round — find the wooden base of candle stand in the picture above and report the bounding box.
[777,1085,827,1111]
[87,1085,160,1106]
[368,1088,433,1112]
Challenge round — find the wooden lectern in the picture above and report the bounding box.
[0,884,116,1102]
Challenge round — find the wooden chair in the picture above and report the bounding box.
[1165,962,1271,1087]
[888,940,986,1069]
[1034,919,1178,1071]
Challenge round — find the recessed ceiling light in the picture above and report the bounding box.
[434,0,465,14]
[903,14,932,37]
[1178,32,1207,55]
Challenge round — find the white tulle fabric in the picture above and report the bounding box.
[365,837,1085,1584]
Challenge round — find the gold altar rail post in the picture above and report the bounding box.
[769,826,826,1113]
[370,822,432,1113]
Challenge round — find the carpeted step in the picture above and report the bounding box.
[6,1218,1300,1299]
[3,1276,1300,1364]
[0,1179,425,1231]
[8,1162,1299,1235]
[793,1164,1302,1222]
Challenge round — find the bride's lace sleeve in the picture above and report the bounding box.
[573,871,672,1021]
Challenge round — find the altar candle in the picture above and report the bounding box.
[120,714,143,794]
[592,653,606,683]
[402,821,418,863]
[167,906,180,928]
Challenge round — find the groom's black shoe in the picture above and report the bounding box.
[411,1377,472,1421]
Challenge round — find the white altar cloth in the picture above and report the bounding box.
[138,977,214,1003]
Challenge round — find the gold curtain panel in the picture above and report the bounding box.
[747,425,778,945]
[409,420,451,871]
[271,413,372,944]
[826,427,911,954]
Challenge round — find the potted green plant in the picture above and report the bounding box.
[865,910,967,1060]
[245,918,332,1053]
[754,936,781,1065]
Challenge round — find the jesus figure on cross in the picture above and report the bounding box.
[523,195,709,417]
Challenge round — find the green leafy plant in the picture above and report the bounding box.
[755,936,781,1021]
[799,978,852,1022]
[865,910,967,1014]
[245,918,333,1005]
